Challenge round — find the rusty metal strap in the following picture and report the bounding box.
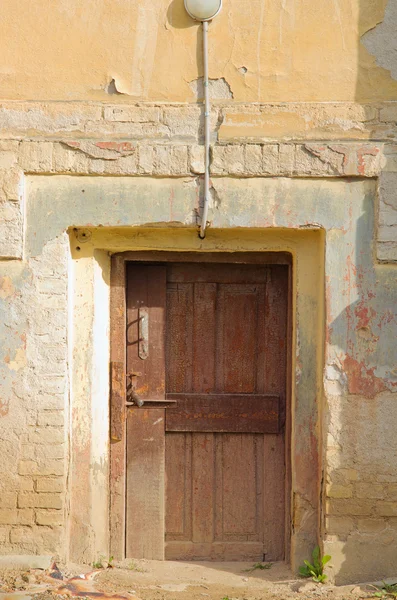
[110,361,125,442]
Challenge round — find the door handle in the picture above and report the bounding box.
[126,372,145,407]
[138,308,149,360]
[129,389,145,408]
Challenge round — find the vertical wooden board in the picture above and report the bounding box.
[218,285,257,393]
[265,266,288,395]
[166,283,193,393]
[126,408,165,559]
[110,256,126,560]
[217,434,259,538]
[192,283,217,393]
[126,265,166,401]
[255,283,266,394]
[192,433,214,543]
[263,433,286,561]
[165,432,192,541]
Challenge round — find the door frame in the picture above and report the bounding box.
[109,250,293,562]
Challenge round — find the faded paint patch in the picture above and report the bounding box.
[189,77,234,100]
[6,347,27,372]
[343,355,387,399]
[0,275,15,299]
[362,0,397,81]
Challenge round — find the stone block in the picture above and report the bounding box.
[0,555,52,570]
[18,142,53,172]
[17,509,34,525]
[104,106,160,123]
[0,510,17,525]
[380,105,397,122]
[326,498,374,516]
[0,103,102,137]
[325,515,354,536]
[326,484,353,499]
[211,145,245,175]
[18,461,39,476]
[262,144,279,174]
[169,146,189,176]
[35,510,63,527]
[35,445,65,461]
[0,528,8,543]
[37,411,64,427]
[219,110,308,141]
[356,483,385,500]
[357,518,387,533]
[153,146,170,175]
[18,493,63,509]
[28,428,64,445]
[279,144,295,175]
[0,201,23,259]
[36,478,63,493]
[189,145,205,174]
[244,145,262,174]
[138,146,154,174]
[376,502,397,517]
[19,478,34,492]
[1,493,17,508]
[162,106,201,141]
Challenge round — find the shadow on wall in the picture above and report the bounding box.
[325,0,397,583]
[327,193,397,583]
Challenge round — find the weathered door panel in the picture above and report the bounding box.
[125,265,167,559]
[126,262,288,562]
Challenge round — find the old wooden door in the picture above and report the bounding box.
[125,261,288,562]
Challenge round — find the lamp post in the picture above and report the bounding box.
[184,0,222,239]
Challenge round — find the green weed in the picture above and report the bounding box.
[93,555,114,569]
[299,546,331,583]
[372,582,397,598]
[242,562,273,573]
[128,561,146,573]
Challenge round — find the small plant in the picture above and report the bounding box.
[372,582,397,598]
[299,546,331,583]
[128,560,146,573]
[242,563,273,573]
[93,555,114,569]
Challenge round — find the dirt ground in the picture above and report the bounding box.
[0,559,383,600]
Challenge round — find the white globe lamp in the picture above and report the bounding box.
[184,0,222,22]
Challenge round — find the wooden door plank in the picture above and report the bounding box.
[125,264,167,559]
[126,408,165,560]
[165,432,192,541]
[216,434,262,540]
[192,433,214,544]
[192,283,217,393]
[126,264,167,401]
[168,263,268,284]
[218,285,258,393]
[166,394,280,433]
[263,433,285,561]
[109,255,126,560]
[166,282,193,393]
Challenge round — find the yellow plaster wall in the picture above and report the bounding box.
[0,0,396,103]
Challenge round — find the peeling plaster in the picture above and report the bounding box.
[0,276,15,299]
[6,347,27,372]
[362,0,397,81]
[189,77,234,100]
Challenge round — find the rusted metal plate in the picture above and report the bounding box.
[165,394,280,433]
[138,308,149,360]
[110,361,125,442]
